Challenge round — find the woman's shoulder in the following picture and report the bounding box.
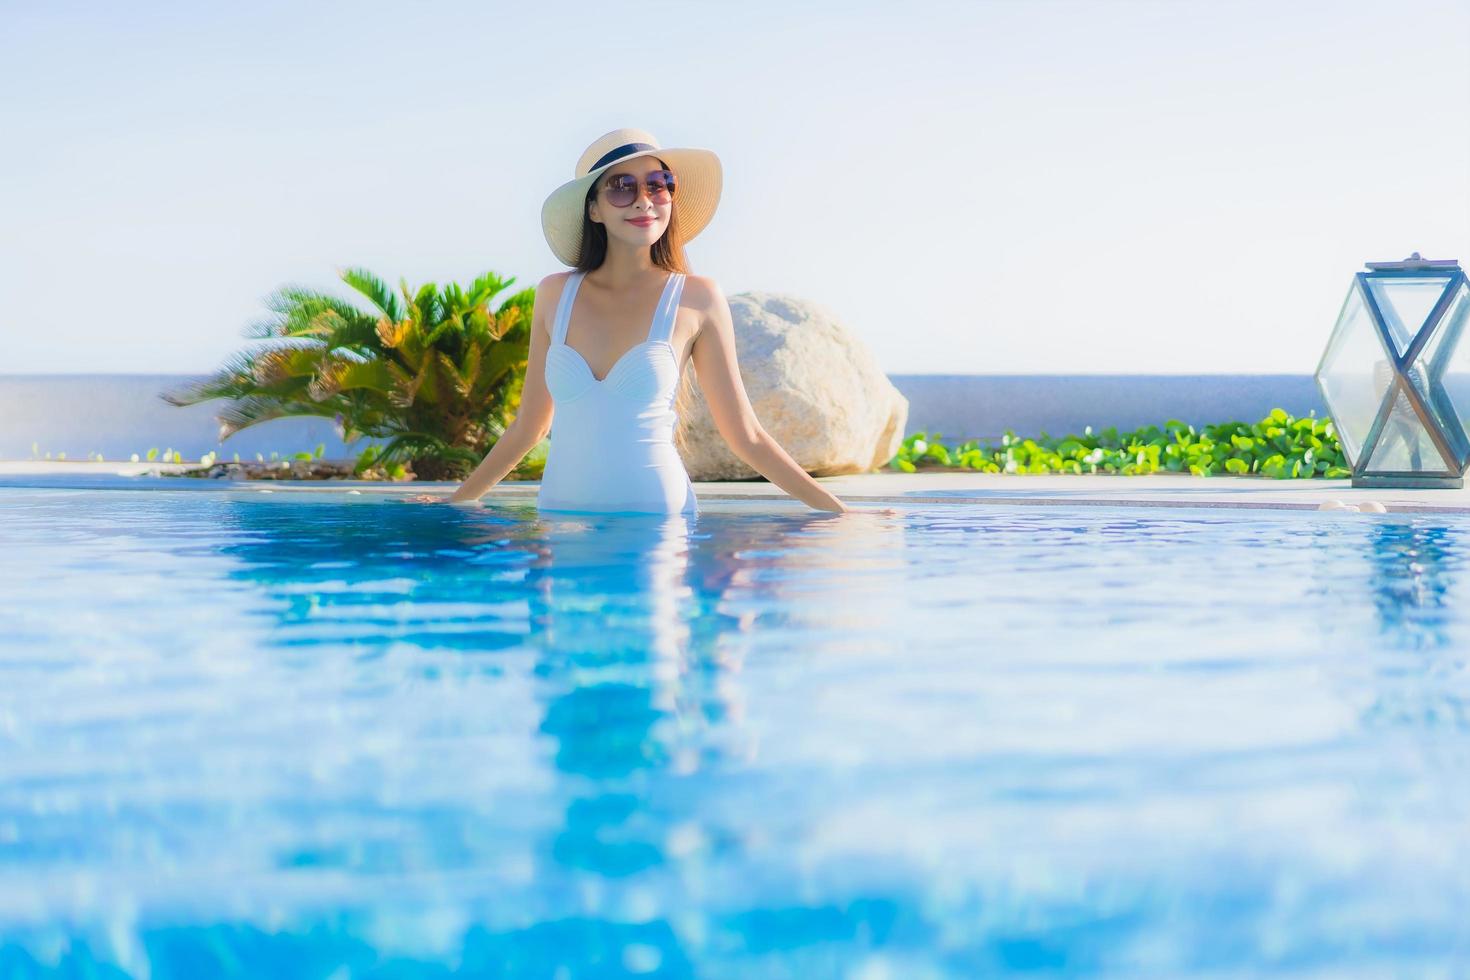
[536,269,576,294]
[679,272,725,310]
[531,271,577,341]
[534,270,577,313]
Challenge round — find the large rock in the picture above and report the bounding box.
[674,292,908,481]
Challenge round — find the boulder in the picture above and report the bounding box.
[674,292,908,481]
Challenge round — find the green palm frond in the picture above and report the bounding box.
[423,311,462,349]
[472,339,526,398]
[306,357,404,402]
[400,279,439,325]
[436,350,471,400]
[440,282,466,312]
[251,346,327,387]
[247,287,373,339]
[467,271,513,306]
[216,395,336,440]
[459,343,483,393]
[372,430,458,462]
[315,310,385,354]
[389,354,433,409]
[340,267,404,321]
[499,285,536,313]
[160,346,277,406]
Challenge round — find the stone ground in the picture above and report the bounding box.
[3,460,1469,514]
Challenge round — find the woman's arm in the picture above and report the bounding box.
[446,274,562,504]
[687,276,849,514]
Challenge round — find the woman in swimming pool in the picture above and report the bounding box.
[426,127,889,517]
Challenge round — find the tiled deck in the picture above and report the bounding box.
[4,462,1469,514]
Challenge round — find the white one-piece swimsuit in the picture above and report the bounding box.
[537,269,700,517]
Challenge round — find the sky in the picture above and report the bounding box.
[2,0,1467,376]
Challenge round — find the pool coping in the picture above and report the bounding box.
[6,462,1470,515]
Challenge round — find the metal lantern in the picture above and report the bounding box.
[1315,253,1470,489]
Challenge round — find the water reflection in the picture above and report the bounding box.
[1365,519,1456,647]
[196,497,914,971]
[463,504,912,974]
[1358,518,1470,735]
[197,501,738,971]
[517,513,704,973]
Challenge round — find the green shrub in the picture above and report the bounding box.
[890,409,1350,479]
[160,267,538,482]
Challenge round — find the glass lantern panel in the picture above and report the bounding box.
[1365,275,1455,355]
[1365,388,1451,474]
[1410,280,1470,464]
[1317,283,1394,465]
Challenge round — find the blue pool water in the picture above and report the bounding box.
[2,480,1469,978]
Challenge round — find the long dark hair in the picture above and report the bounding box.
[574,156,690,274]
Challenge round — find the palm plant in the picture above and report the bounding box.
[162,267,538,481]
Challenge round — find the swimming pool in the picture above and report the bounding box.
[2,479,1468,977]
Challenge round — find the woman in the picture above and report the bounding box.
[441,127,875,516]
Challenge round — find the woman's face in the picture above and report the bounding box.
[588,156,673,253]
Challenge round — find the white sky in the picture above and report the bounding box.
[2,0,1467,375]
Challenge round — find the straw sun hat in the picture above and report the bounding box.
[540,127,723,266]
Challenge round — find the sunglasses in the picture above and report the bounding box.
[599,168,676,208]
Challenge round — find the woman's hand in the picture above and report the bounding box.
[403,492,480,506]
[823,502,900,516]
